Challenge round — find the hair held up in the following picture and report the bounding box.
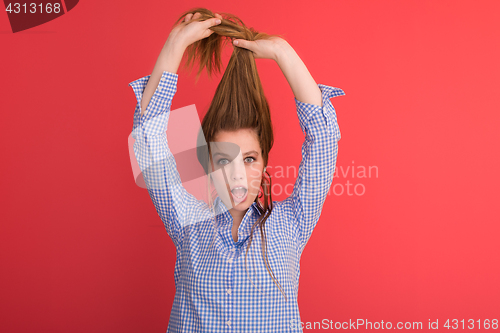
[174,7,288,301]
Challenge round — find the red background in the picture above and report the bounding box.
[1,0,499,332]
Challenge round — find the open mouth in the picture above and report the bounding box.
[231,186,248,203]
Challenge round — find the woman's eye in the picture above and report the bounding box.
[244,157,256,163]
[217,157,255,165]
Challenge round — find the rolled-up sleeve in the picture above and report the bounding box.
[287,84,345,255]
[129,71,206,250]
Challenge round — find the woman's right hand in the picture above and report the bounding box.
[140,12,222,115]
[167,12,223,49]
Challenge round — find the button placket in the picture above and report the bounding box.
[225,248,235,331]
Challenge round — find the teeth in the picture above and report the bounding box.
[231,187,247,199]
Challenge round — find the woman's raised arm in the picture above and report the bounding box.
[233,37,345,254]
[130,13,222,249]
[275,41,345,255]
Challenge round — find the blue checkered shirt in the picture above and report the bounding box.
[129,71,344,332]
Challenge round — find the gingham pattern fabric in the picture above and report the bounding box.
[129,71,344,332]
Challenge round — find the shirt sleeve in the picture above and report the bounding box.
[129,71,211,250]
[286,84,345,255]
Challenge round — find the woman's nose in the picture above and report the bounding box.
[229,158,245,180]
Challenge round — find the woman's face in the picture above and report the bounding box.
[210,128,264,212]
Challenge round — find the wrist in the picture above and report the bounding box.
[164,37,187,55]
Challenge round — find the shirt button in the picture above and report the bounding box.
[226,289,232,295]
[226,320,231,327]
[228,258,233,263]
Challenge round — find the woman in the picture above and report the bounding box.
[130,7,344,332]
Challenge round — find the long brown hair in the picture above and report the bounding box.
[175,7,287,301]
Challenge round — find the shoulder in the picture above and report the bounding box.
[265,198,300,235]
[271,198,295,214]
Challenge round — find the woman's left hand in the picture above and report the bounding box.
[232,36,288,62]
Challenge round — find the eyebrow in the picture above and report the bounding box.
[212,150,259,158]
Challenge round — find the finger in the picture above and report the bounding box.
[202,16,222,28]
[233,39,251,50]
[214,13,223,20]
[192,12,202,20]
[184,13,193,22]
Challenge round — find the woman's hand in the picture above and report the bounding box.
[232,36,289,62]
[167,12,223,49]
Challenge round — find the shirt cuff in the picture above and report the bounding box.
[294,84,345,139]
[128,71,179,136]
